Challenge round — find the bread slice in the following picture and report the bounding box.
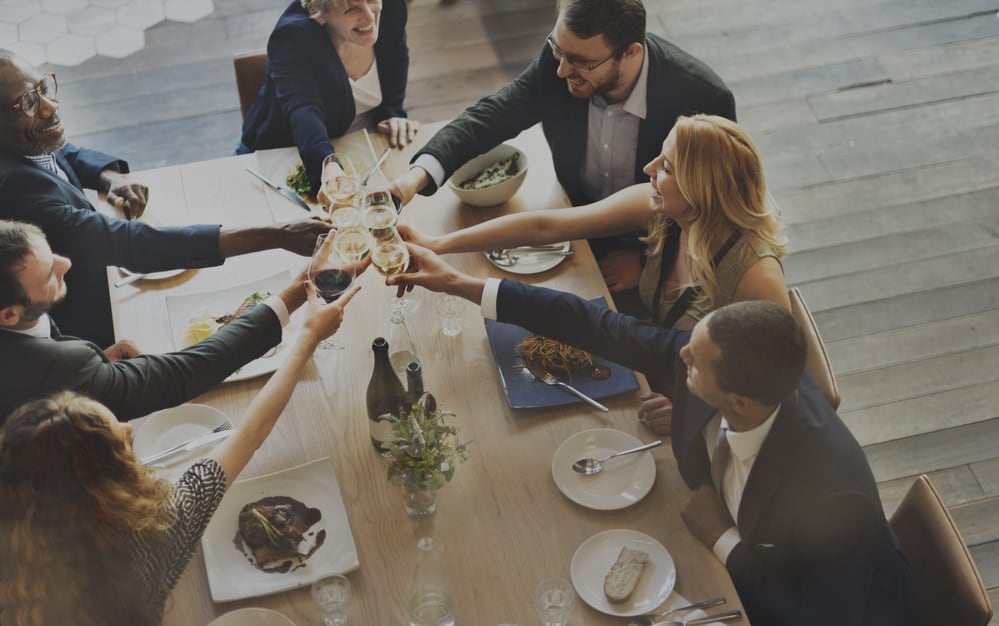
[604,546,649,603]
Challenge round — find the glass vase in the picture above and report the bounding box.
[402,478,439,519]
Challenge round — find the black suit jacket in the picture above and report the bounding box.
[414,33,735,206]
[0,145,224,348]
[239,0,410,193]
[0,303,282,423]
[494,279,915,626]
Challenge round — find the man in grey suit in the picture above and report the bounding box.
[0,220,348,423]
[395,0,734,310]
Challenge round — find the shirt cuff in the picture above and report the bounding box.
[480,278,502,320]
[412,154,446,190]
[712,527,741,564]
[262,295,291,328]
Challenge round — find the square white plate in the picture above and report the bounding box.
[165,271,299,382]
[201,457,360,602]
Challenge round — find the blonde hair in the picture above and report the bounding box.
[645,114,786,309]
[0,393,174,626]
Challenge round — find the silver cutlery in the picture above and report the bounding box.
[498,244,569,253]
[114,271,146,288]
[524,361,608,412]
[652,610,742,626]
[359,147,392,186]
[628,597,727,626]
[139,420,233,466]
[245,168,312,212]
[572,439,663,475]
[487,249,574,267]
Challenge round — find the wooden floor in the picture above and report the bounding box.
[48,0,999,615]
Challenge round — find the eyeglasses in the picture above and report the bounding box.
[11,73,58,117]
[546,33,624,73]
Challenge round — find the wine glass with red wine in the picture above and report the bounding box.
[309,232,355,350]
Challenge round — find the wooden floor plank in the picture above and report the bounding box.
[951,497,999,546]
[970,541,999,587]
[972,457,999,498]
[878,465,985,517]
[864,418,999,482]
[879,35,999,80]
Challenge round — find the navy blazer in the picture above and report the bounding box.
[0,303,282,424]
[239,0,410,193]
[414,33,735,206]
[493,279,915,626]
[0,145,223,348]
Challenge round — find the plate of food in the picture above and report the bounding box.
[484,242,572,275]
[570,529,676,617]
[483,298,639,408]
[201,457,359,602]
[551,429,657,510]
[208,607,296,626]
[165,271,297,383]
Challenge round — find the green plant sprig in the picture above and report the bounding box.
[381,393,470,489]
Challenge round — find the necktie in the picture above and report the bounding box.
[710,424,731,495]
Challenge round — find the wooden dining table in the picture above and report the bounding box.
[108,122,747,626]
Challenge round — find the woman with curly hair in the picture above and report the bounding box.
[399,114,788,430]
[0,281,360,626]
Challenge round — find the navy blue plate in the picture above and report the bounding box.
[484,298,639,409]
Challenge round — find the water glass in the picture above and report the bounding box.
[435,294,464,337]
[312,575,351,625]
[535,578,574,626]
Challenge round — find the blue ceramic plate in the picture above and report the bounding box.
[484,298,639,409]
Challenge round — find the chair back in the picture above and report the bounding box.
[788,287,841,410]
[889,475,993,626]
[233,51,267,120]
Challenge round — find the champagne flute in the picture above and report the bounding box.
[370,227,412,323]
[309,232,356,350]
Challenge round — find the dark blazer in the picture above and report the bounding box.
[494,279,915,626]
[0,145,224,348]
[0,303,282,423]
[239,0,410,193]
[414,33,735,206]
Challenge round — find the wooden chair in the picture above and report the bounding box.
[788,287,841,410]
[233,51,267,120]
[889,475,993,626]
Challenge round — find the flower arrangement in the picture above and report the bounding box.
[381,393,469,489]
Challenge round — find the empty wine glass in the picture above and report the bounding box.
[312,575,351,625]
[309,232,356,350]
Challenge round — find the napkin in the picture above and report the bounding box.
[652,592,729,625]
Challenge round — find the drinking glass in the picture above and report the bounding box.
[535,578,574,626]
[320,153,360,214]
[312,575,351,626]
[435,294,464,337]
[309,232,356,350]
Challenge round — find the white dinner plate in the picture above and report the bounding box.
[117,267,187,282]
[165,271,299,383]
[207,608,296,626]
[132,403,229,480]
[484,242,571,275]
[570,528,676,617]
[201,457,360,602]
[551,429,657,510]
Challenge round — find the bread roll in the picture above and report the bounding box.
[604,546,649,602]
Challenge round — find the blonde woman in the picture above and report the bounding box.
[400,114,788,432]
[0,282,360,626]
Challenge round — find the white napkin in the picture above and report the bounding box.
[651,592,729,625]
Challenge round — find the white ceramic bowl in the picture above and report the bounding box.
[447,143,528,207]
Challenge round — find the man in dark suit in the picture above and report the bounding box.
[0,49,331,348]
[395,0,735,309]
[0,220,345,424]
[388,245,916,626]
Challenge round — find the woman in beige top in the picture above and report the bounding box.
[400,114,788,433]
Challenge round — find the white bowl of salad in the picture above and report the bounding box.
[447,143,528,207]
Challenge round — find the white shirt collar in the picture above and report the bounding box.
[621,41,649,120]
[7,314,53,338]
[722,404,780,464]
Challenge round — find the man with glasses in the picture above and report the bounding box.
[394,0,734,313]
[0,50,330,348]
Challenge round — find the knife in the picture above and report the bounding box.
[245,168,312,213]
[139,429,236,466]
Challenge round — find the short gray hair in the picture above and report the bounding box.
[300,0,349,16]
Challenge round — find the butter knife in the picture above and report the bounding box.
[139,429,235,466]
[245,168,312,212]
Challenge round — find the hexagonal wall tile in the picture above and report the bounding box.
[90,0,131,8]
[68,5,117,34]
[116,0,164,29]
[45,31,94,65]
[95,25,143,58]
[0,22,19,47]
[42,0,88,16]
[164,0,213,23]
[7,39,46,66]
[18,12,67,44]
[1,1,43,24]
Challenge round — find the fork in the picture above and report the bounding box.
[488,249,574,267]
[139,420,232,466]
[524,362,609,412]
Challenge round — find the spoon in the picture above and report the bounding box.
[652,610,742,626]
[359,147,392,186]
[572,440,662,475]
[628,597,726,626]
